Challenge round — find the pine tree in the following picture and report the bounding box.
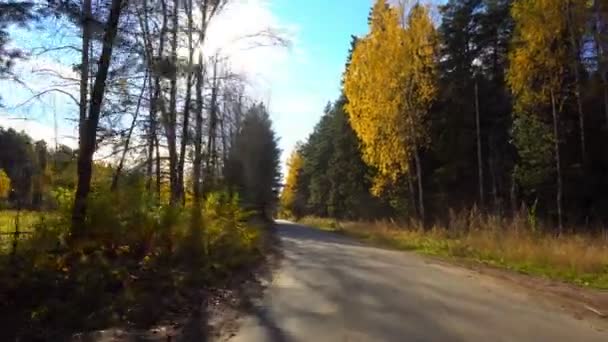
[225,103,281,219]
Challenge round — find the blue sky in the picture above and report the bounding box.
[0,0,376,173]
[269,0,371,168]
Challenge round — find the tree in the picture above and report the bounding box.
[0,168,10,200]
[507,0,570,231]
[72,0,127,236]
[344,1,410,194]
[280,147,305,218]
[400,3,439,220]
[326,97,377,219]
[225,103,281,219]
[344,1,438,219]
[299,103,334,216]
[0,1,37,105]
[0,127,36,206]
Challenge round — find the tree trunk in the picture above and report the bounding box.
[155,132,161,200]
[220,98,228,166]
[205,59,220,189]
[407,161,416,217]
[551,88,563,233]
[592,0,608,132]
[112,72,148,191]
[139,0,154,193]
[414,146,424,222]
[72,0,124,235]
[474,80,484,206]
[79,0,91,147]
[567,0,586,163]
[193,62,204,203]
[177,0,195,204]
[146,84,157,192]
[164,0,180,205]
[510,172,517,215]
[488,137,499,212]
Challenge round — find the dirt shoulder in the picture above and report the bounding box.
[429,256,608,327]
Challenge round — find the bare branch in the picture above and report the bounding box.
[10,88,80,109]
[31,45,82,56]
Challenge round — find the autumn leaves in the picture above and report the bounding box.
[344,2,437,218]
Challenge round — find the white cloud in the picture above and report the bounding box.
[203,0,300,98]
[0,113,77,148]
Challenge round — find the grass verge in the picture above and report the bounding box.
[297,212,608,290]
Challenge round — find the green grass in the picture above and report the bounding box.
[298,214,608,289]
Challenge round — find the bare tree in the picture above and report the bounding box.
[72,0,127,235]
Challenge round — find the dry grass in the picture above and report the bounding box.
[299,210,608,289]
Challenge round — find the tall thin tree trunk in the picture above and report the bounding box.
[155,133,161,200]
[192,0,211,205]
[72,0,124,235]
[191,60,204,245]
[551,88,563,233]
[146,126,153,191]
[407,162,417,217]
[165,0,180,205]
[146,84,157,192]
[488,137,499,211]
[205,60,219,188]
[567,0,586,163]
[193,64,204,203]
[592,0,608,132]
[474,80,484,206]
[510,172,517,215]
[79,0,91,146]
[220,99,228,166]
[177,0,195,204]
[112,72,148,191]
[414,146,424,222]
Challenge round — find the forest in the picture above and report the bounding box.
[0,0,281,339]
[280,0,608,289]
[282,0,608,230]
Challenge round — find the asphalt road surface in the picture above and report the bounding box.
[225,221,607,342]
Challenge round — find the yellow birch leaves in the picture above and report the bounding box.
[344,1,438,194]
[280,148,304,216]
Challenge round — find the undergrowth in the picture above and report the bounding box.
[0,187,265,340]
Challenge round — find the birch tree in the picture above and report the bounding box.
[507,0,569,231]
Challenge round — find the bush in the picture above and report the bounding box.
[0,186,266,340]
[203,191,261,272]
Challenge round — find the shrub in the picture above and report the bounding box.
[0,186,266,339]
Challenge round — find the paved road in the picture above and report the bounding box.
[225,221,607,342]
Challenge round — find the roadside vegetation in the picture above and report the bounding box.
[0,0,286,339]
[281,0,608,291]
[0,103,280,340]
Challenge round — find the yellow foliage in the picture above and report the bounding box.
[507,0,570,113]
[280,148,304,215]
[344,1,438,194]
[0,169,10,199]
